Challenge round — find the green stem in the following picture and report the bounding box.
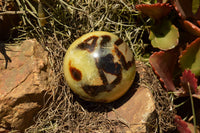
[188,82,197,133]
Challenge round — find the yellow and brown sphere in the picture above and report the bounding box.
[63,31,136,103]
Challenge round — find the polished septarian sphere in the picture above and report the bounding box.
[63,31,136,103]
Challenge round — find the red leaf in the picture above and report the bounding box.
[173,0,200,37]
[180,20,200,37]
[180,70,198,95]
[135,3,172,20]
[173,0,193,19]
[174,115,192,133]
[149,49,179,91]
[197,20,200,27]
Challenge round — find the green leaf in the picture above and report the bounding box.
[149,20,179,50]
[192,0,200,15]
[179,38,200,76]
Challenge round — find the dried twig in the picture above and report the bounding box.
[0,11,25,15]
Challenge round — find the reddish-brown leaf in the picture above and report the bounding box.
[180,20,200,37]
[174,0,200,37]
[173,0,193,19]
[197,20,200,27]
[174,115,192,133]
[135,3,172,20]
[180,69,198,95]
[149,49,179,91]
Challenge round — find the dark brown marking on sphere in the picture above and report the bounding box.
[114,47,134,70]
[114,38,123,46]
[110,73,122,86]
[82,85,105,96]
[77,36,98,52]
[100,35,111,47]
[69,61,82,81]
[82,83,116,96]
[77,35,125,97]
[82,73,122,97]
[82,53,123,97]
[95,60,109,85]
[98,54,122,75]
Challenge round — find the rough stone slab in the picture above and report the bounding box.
[0,39,49,131]
[107,87,156,132]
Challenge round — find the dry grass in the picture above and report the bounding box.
[136,62,176,132]
[11,0,176,132]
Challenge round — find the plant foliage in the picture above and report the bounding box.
[137,0,200,132]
